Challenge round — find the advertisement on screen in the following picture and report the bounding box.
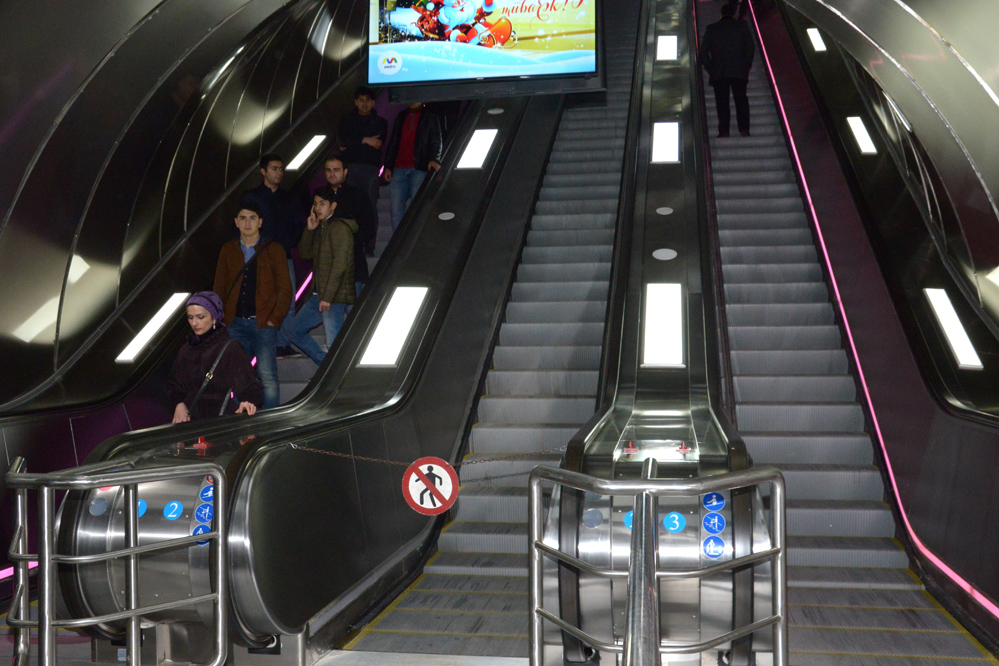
[369,0,597,86]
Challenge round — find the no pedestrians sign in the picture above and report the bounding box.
[402,457,459,516]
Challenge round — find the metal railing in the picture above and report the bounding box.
[528,462,787,666]
[4,457,228,666]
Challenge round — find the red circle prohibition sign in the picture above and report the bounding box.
[402,456,459,516]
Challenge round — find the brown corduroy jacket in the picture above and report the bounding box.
[213,239,292,329]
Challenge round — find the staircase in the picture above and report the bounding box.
[699,1,996,662]
[341,4,640,659]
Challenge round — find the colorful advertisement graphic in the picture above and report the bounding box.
[369,0,597,85]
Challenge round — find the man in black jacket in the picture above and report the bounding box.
[324,155,376,295]
[336,86,387,227]
[699,2,755,137]
[383,102,443,230]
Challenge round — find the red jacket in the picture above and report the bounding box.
[213,239,292,329]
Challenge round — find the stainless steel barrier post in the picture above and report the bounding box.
[12,485,30,666]
[624,458,660,666]
[124,482,142,666]
[772,473,788,666]
[37,486,56,666]
[529,472,546,666]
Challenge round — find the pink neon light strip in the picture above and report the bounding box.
[745,3,999,619]
[250,273,314,368]
[0,561,38,581]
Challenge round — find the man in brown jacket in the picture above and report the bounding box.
[282,186,358,365]
[213,201,292,409]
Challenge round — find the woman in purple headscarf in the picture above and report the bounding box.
[166,292,264,423]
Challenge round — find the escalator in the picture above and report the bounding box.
[340,3,640,658]
[699,1,996,662]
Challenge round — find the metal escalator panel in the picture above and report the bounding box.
[700,0,996,662]
[342,4,642,660]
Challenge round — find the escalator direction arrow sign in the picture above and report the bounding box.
[402,457,459,516]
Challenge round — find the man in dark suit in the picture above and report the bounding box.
[700,2,755,137]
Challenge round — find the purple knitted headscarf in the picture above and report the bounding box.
[187,291,225,325]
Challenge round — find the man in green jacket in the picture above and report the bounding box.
[282,186,358,365]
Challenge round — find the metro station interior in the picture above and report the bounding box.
[1,0,999,664]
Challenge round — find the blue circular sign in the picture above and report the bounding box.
[702,512,726,535]
[137,499,147,518]
[703,536,726,559]
[702,492,725,512]
[194,503,214,524]
[199,485,214,503]
[192,524,211,546]
[664,512,686,533]
[163,501,184,520]
[623,510,633,530]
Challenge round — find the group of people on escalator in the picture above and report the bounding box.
[166,87,448,423]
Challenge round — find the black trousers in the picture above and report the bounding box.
[712,77,750,135]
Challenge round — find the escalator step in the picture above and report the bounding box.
[521,244,613,263]
[713,168,796,185]
[742,432,873,466]
[486,370,598,396]
[456,486,531,522]
[504,300,607,323]
[727,325,841,351]
[534,199,619,215]
[734,375,856,402]
[735,402,865,432]
[511,281,608,302]
[720,228,814,246]
[439,522,529,554]
[721,245,817,264]
[491,345,601,370]
[517,262,611,283]
[775,463,884,501]
[717,197,805,214]
[787,536,909,568]
[395,589,527,614]
[527,229,615,246]
[717,211,809,229]
[537,184,620,201]
[789,605,959,632]
[724,282,829,304]
[730,349,847,375]
[726,303,834,326]
[351,630,526,658]
[498,322,604,346]
[476,396,598,424]
[788,627,985,660]
[723,263,823,283]
[787,566,920,591]
[786,499,895,537]
[459,453,564,487]
[469,424,579,453]
[530,213,617,231]
[424,551,527,577]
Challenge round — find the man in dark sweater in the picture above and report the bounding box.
[337,87,387,235]
[384,102,443,230]
[238,154,305,291]
[699,2,755,137]
[324,155,376,295]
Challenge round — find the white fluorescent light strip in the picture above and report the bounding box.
[643,283,684,367]
[115,293,190,363]
[651,122,680,163]
[456,129,499,169]
[12,297,60,343]
[358,287,429,366]
[846,116,877,154]
[656,35,678,60]
[806,28,827,52]
[286,135,327,170]
[924,288,983,370]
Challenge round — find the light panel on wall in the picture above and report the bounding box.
[456,129,499,169]
[924,288,983,370]
[642,283,684,367]
[806,28,827,52]
[846,116,877,154]
[651,122,680,163]
[116,293,190,363]
[656,35,678,61]
[286,135,327,170]
[358,287,429,366]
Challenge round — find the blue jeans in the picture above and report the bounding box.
[228,318,279,409]
[390,168,427,230]
[283,294,349,365]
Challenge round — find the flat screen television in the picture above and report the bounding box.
[368,0,602,99]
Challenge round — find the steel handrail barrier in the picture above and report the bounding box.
[528,465,787,666]
[4,457,228,666]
